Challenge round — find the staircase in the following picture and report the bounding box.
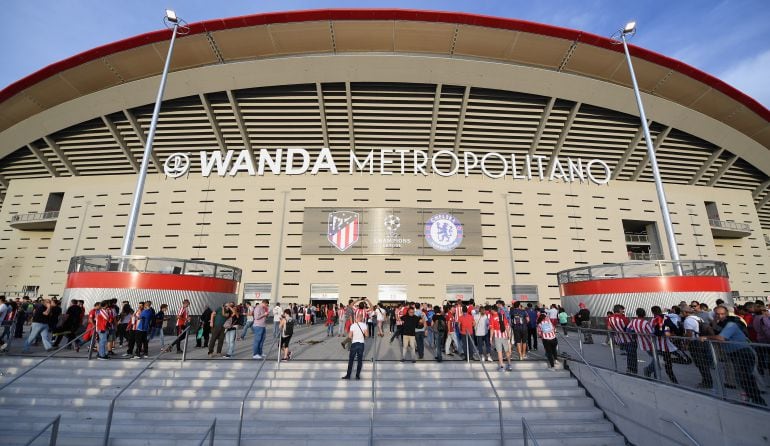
[0,356,625,445]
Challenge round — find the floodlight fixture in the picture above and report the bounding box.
[165,9,178,23]
[623,21,637,35]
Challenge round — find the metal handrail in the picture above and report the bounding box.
[236,338,278,446]
[557,260,728,284]
[369,332,379,446]
[102,325,191,446]
[522,417,540,446]
[477,338,505,446]
[198,418,216,446]
[0,327,95,392]
[68,254,242,281]
[23,414,60,446]
[708,218,751,232]
[11,211,60,223]
[628,252,664,261]
[661,418,700,446]
[624,234,649,243]
[560,329,627,407]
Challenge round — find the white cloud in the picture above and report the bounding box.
[719,49,770,109]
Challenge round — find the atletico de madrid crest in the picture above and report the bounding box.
[328,211,360,251]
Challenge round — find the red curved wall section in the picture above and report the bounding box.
[65,272,238,294]
[560,276,731,296]
[0,8,768,122]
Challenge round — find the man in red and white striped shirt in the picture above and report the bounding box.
[489,308,512,372]
[606,304,637,374]
[164,299,191,354]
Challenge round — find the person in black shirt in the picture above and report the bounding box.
[47,299,62,340]
[22,299,53,352]
[400,307,421,363]
[53,300,83,349]
[574,303,593,344]
[197,306,213,348]
[432,306,447,362]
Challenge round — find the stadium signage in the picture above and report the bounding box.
[164,148,612,184]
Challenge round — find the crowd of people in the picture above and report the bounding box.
[2,294,768,406]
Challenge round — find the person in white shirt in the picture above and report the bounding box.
[342,312,368,380]
[474,308,491,362]
[547,305,559,324]
[272,302,283,338]
[376,305,386,337]
[682,305,713,389]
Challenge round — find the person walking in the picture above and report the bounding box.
[490,306,513,372]
[475,306,491,362]
[116,302,132,347]
[239,302,253,341]
[223,302,239,358]
[510,301,529,360]
[150,304,168,348]
[342,312,368,380]
[574,302,593,344]
[325,305,336,337]
[22,298,53,353]
[557,306,569,336]
[94,300,114,360]
[432,306,447,362]
[628,308,655,377]
[280,308,295,360]
[650,305,678,383]
[525,303,538,351]
[207,304,229,358]
[122,302,141,357]
[414,305,427,359]
[536,313,559,369]
[607,304,636,374]
[251,299,269,359]
[400,306,421,363]
[337,304,347,337]
[196,306,212,348]
[459,306,479,361]
[272,302,283,338]
[682,305,714,389]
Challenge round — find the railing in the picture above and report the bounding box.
[557,260,728,284]
[661,418,700,446]
[369,334,379,446]
[198,419,216,446]
[708,218,751,232]
[565,326,769,410]
[559,332,627,407]
[23,415,60,446]
[236,338,278,446]
[473,334,505,446]
[628,252,664,261]
[102,325,191,446]
[11,211,60,223]
[521,417,540,446]
[68,254,242,282]
[0,327,95,392]
[624,234,649,243]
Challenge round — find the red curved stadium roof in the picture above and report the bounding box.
[1,8,768,123]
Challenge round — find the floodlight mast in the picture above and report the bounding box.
[618,21,682,275]
[121,11,181,257]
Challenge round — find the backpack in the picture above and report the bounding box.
[434,317,448,334]
[283,318,294,337]
[511,309,525,327]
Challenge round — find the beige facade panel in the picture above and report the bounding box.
[157,33,220,71]
[453,26,518,60]
[211,26,278,60]
[268,21,334,55]
[0,171,767,304]
[609,55,672,93]
[23,74,82,110]
[507,32,572,69]
[333,21,394,52]
[564,43,624,80]
[393,21,455,53]
[58,59,123,96]
[103,44,164,83]
[0,93,41,130]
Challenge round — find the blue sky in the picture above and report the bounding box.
[1,0,769,108]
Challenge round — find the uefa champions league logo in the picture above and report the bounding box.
[384,214,401,237]
[425,213,463,252]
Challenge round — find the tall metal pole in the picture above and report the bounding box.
[620,32,681,274]
[121,21,180,256]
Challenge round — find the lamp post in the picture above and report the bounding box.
[121,10,182,256]
[617,21,682,274]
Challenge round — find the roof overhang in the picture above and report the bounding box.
[0,8,768,151]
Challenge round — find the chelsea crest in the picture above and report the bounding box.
[424,213,463,252]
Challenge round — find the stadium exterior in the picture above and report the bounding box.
[0,9,769,308]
